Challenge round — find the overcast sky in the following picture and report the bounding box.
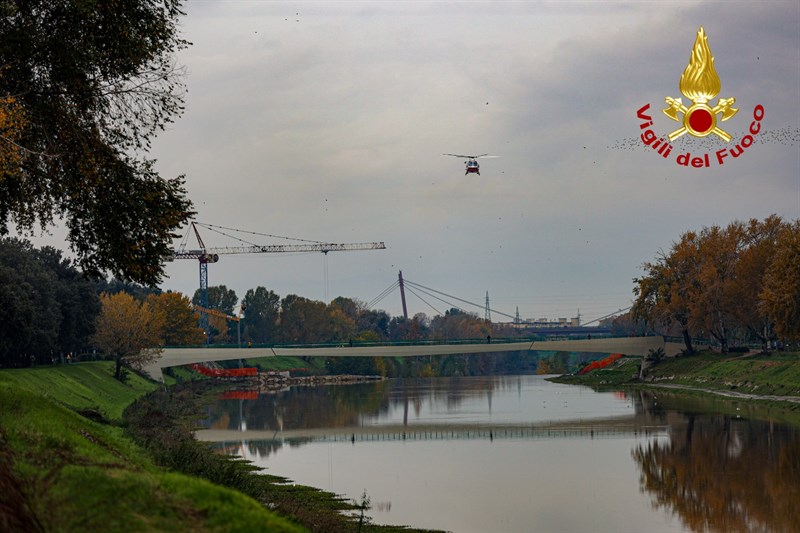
[129,2,798,323]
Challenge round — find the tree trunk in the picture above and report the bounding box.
[682,327,694,354]
[114,356,123,381]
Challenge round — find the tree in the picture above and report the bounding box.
[0,238,60,367]
[688,224,743,352]
[607,311,651,337]
[193,285,238,315]
[389,312,430,341]
[760,220,800,341]
[95,277,161,300]
[634,216,794,352]
[0,1,194,285]
[241,287,280,344]
[356,309,391,341]
[92,292,163,380]
[729,216,784,347]
[430,308,490,340]
[279,294,329,343]
[146,291,204,346]
[191,285,238,343]
[0,91,25,175]
[633,232,702,354]
[34,245,101,356]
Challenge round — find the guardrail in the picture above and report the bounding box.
[164,333,651,351]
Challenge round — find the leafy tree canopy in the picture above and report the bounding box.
[633,215,798,350]
[0,0,194,286]
[93,291,163,380]
[147,291,204,346]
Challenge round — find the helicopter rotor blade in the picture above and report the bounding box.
[443,153,499,159]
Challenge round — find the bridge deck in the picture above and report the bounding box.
[143,336,682,381]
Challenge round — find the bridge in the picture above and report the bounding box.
[143,336,684,381]
[195,419,670,445]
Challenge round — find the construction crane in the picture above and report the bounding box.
[167,222,386,337]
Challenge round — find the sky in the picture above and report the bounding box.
[36,1,800,324]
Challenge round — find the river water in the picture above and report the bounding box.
[197,375,800,532]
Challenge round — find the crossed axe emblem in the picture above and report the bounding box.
[663,96,738,142]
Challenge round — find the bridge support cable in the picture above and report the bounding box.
[366,280,399,309]
[581,306,632,326]
[367,273,632,326]
[403,285,443,316]
[404,278,518,322]
[403,282,468,315]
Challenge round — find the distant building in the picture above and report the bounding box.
[507,314,581,329]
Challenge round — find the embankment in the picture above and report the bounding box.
[553,351,800,407]
[0,362,437,533]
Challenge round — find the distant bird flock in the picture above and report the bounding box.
[608,126,799,151]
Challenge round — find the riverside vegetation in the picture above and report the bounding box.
[0,362,437,532]
[553,350,800,420]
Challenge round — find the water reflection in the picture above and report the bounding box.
[198,378,800,532]
[199,375,641,455]
[631,391,800,533]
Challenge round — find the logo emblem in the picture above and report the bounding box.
[662,27,738,142]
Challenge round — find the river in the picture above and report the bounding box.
[196,375,800,532]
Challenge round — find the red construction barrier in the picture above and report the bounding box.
[578,353,623,375]
[190,364,258,378]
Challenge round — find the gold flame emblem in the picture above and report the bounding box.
[663,27,738,141]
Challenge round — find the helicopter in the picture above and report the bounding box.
[443,153,499,175]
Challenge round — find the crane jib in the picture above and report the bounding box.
[169,242,386,260]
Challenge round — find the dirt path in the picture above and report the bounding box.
[649,383,800,404]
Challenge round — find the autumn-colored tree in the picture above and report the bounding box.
[633,233,701,353]
[687,223,745,352]
[92,292,163,380]
[729,216,785,346]
[536,352,570,375]
[146,291,204,346]
[430,308,491,340]
[327,306,357,343]
[634,216,799,352]
[0,91,25,175]
[760,220,800,341]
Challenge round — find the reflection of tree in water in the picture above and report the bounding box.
[632,413,800,532]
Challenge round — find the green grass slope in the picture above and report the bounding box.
[0,362,157,420]
[0,362,305,532]
[554,351,800,398]
[644,352,800,396]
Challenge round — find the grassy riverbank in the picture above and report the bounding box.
[0,362,436,532]
[0,362,304,532]
[553,350,800,407]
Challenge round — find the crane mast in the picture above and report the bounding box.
[167,222,386,339]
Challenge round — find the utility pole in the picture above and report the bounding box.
[485,291,491,322]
